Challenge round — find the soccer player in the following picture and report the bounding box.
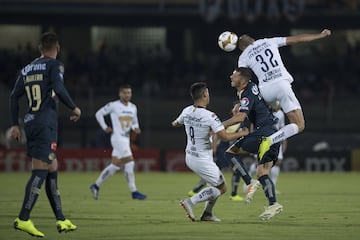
[236,29,331,160]
[222,67,282,220]
[89,84,146,200]
[172,82,249,222]
[9,32,80,237]
[187,118,251,202]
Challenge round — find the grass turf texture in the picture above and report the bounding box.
[1,172,360,240]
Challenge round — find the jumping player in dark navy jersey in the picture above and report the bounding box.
[222,67,283,221]
[9,32,81,237]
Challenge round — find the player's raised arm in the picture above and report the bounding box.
[286,29,331,45]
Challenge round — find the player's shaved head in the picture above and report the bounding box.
[238,34,255,51]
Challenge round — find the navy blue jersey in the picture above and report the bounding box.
[238,81,277,128]
[9,57,76,129]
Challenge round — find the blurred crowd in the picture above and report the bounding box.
[1,39,360,100]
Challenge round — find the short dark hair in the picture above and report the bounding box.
[190,82,207,101]
[39,32,58,52]
[119,84,132,91]
[234,67,252,81]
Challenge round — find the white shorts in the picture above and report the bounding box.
[185,150,225,187]
[111,136,132,159]
[259,80,301,113]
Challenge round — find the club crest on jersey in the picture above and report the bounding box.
[252,85,259,95]
[240,97,249,107]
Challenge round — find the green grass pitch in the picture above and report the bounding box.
[1,172,360,240]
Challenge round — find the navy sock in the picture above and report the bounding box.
[259,175,277,205]
[224,152,252,185]
[231,172,241,196]
[19,169,48,220]
[192,179,206,193]
[46,171,65,221]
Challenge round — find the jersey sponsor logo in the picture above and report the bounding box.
[24,114,35,123]
[240,97,249,107]
[22,63,47,75]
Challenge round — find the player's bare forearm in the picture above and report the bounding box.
[286,29,331,45]
[222,113,246,128]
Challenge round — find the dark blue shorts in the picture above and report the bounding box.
[215,141,232,169]
[25,124,57,163]
[230,125,280,164]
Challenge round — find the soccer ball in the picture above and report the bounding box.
[218,31,238,52]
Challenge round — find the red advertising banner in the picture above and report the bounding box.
[0,148,161,172]
[0,148,354,172]
[164,150,189,172]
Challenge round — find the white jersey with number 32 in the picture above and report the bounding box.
[238,37,293,85]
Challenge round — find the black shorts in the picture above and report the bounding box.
[25,124,57,163]
[215,141,232,169]
[229,125,280,164]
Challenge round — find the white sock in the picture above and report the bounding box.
[249,163,257,177]
[95,163,120,187]
[270,166,280,186]
[124,161,137,192]
[190,186,221,205]
[270,123,298,145]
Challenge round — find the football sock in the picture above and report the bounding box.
[231,172,241,196]
[124,161,137,192]
[190,186,221,204]
[224,152,252,185]
[95,163,120,187]
[193,179,206,193]
[259,175,277,205]
[45,171,65,221]
[249,162,257,177]
[269,123,298,145]
[203,197,218,215]
[270,165,280,186]
[19,169,48,220]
